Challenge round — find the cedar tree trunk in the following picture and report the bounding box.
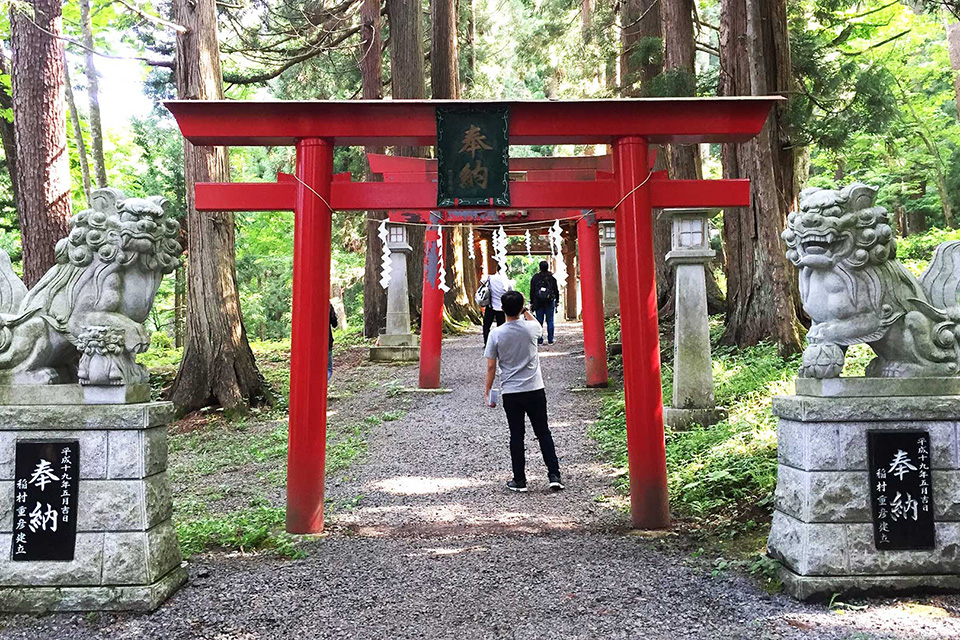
[169,0,266,412]
[10,0,72,287]
[718,0,802,355]
[361,0,388,337]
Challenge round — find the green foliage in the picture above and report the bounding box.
[176,502,303,558]
[896,227,960,261]
[591,331,800,536]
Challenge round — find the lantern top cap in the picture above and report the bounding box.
[164,97,785,148]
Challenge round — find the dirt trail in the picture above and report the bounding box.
[1,322,958,640]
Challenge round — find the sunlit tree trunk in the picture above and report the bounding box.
[79,0,107,188]
[0,53,20,214]
[169,0,265,412]
[10,0,72,286]
[63,59,92,206]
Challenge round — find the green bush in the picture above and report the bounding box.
[176,503,302,558]
[896,227,960,261]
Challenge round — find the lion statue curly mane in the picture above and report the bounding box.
[782,182,960,378]
[0,188,182,386]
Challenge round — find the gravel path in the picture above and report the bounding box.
[1,322,959,639]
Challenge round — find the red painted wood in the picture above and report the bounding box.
[419,224,444,389]
[165,98,781,147]
[193,175,750,213]
[576,214,609,388]
[286,139,333,534]
[613,136,670,530]
[368,153,614,174]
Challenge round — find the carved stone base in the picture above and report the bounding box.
[369,345,420,362]
[767,392,960,601]
[778,566,960,602]
[663,406,727,430]
[0,564,187,612]
[0,401,185,612]
[0,384,150,406]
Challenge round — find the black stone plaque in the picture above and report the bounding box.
[436,105,510,207]
[11,440,80,561]
[867,430,935,551]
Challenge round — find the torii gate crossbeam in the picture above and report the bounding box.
[167,97,779,534]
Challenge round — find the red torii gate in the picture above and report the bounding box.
[166,98,777,534]
[367,152,617,390]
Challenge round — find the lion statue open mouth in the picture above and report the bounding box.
[0,188,182,386]
[782,182,960,378]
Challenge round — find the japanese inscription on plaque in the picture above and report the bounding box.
[436,106,510,207]
[11,441,80,561]
[867,430,935,550]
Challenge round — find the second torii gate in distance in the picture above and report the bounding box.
[167,97,778,534]
[368,152,616,390]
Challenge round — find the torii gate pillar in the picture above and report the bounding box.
[287,139,333,534]
[614,136,670,529]
[576,213,609,388]
[419,224,444,389]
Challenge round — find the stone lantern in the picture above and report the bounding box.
[663,209,726,429]
[599,222,619,317]
[370,223,419,361]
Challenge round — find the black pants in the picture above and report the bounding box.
[482,307,506,345]
[502,388,560,483]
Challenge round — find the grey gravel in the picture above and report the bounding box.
[1,322,959,639]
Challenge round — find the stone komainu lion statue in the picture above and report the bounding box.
[0,188,181,385]
[782,182,960,378]
[783,183,960,378]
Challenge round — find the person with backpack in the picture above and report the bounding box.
[529,260,560,345]
[478,264,512,346]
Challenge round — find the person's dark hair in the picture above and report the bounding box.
[539,260,549,272]
[502,291,525,317]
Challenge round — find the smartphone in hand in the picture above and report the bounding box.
[487,388,499,407]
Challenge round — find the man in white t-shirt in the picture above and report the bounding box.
[483,290,564,492]
[481,265,512,346]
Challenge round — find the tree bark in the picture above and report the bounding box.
[0,53,20,213]
[620,0,661,97]
[431,0,460,100]
[946,19,960,121]
[361,0,388,338]
[79,0,107,188]
[718,0,802,355]
[429,0,474,322]
[386,0,427,324]
[63,59,92,206]
[169,0,265,413]
[10,0,72,287]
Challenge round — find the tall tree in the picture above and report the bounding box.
[361,0,388,338]
[719,0,802,354]
[169,0,266,412]
[620,0,661,97]
[0,53,19,214]
[430,0,477,323]
[63,59,92,205]
[10,0,72,286]
[79,0,107,188]
[386,0,426,323]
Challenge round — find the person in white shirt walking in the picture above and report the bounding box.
[483,290,564,492]
[481,264,512,346]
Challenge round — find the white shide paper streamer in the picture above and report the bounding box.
[378,220,392,289]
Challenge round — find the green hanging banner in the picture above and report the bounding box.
[436,105,510,207]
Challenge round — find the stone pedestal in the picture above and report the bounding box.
[600,223,619,317]
[0,401,185,612]
[370,224,419,362]
[767,383,960,600]
[663,210,725,429]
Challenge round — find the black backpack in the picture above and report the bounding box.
[534,275,556,304]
